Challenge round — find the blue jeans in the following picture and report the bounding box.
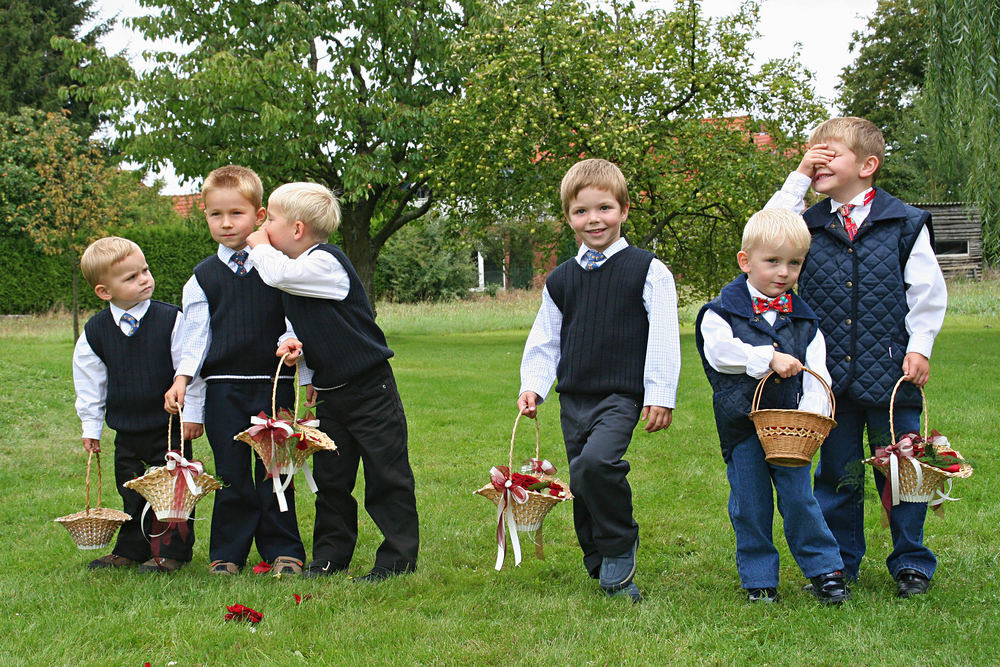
[813,396,935,580]
[726,434,843,589]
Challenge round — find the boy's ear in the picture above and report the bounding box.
[93,283,114,302]
[859,155,880,179]
[294,220,307,241]
[255,206,266,224]
[736,250,751,274]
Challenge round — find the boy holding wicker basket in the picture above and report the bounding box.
[73,237,205,573]
[695,209,849,604]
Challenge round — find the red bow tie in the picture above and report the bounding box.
[752,294,792,314]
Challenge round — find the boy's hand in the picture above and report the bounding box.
[164,376,191,413]
[305,384,318,407]
[642,405,673,433]
[82,437,101,453]
[246,228,270,248]
[902,352,930,387]
[182,422,204,441]
[277,338,303,365]
[796,144,835,179]
[769,351,803,378]
[517,391,541,418]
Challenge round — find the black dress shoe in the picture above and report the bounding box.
[808,571,850,604]
[895,568,930,598]
[353,564,415,582]
[303,559,349,578]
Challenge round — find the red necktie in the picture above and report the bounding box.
[838,189,876,240]
[752,294,792,314]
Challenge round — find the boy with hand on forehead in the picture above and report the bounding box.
[766,117,947,598]
[73,236,204,573]
[695,209,848,604]
[517,158,681,603]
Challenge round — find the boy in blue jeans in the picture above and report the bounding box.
[517,158,681,603]
[695,209,848,604]
[767,116,947,598]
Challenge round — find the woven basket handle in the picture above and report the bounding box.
[271,352,301,421]
[84,450,103,513]
[167,407,186,451]
[508,412,542,471]
[751,366,836,418]
[889,376,928,443]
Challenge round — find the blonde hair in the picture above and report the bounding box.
[267,182,341,238]
[809,117,885,177]
[201,165,264,209]
[80,237,142,287]
[560,158,629,217]
[742,209,811,255]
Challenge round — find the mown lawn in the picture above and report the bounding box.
[0,280,997,666]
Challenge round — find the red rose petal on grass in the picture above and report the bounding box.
[224,604,263,623]
[252,561,272,574]
[293,593,313,605]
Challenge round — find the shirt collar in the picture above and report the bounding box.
[217,244,251,262]
[576,237,628,262]
[829,187,875,213]
[109,299,150,325]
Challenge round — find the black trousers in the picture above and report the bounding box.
[313,361,419,571]
[559,392,642,578]
[204,380,305,565]
[113,425,195,562]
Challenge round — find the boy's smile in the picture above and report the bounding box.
[737,240,805,298]
[566,185,628,253]
[204,187,265,250]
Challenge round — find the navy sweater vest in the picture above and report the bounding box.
[801,188,930,407]
[281,244,393,387]
[193,255,293,381]
[84,300,178,433]
[695,275,819,461]
[546,245,654,395]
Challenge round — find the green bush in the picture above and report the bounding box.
[374,216,476,302]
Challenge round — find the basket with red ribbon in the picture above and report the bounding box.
[864,378,973,514]
[474,413,572,570]
[54,451,132,550]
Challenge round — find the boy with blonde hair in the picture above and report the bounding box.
[695,209,848,603]
[165,166,306,576]
[517,158,681,602]
[246,181,420,582]
[767,116,947,598]
[74,236,204,573]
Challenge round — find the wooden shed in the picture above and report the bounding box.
[912,202,983,279]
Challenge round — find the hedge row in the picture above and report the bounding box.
[1,226,216,314]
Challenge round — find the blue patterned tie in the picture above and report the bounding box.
[121,312,139,337]
[582,249,606,270]
[231,250,249,276]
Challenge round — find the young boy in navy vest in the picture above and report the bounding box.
[695,209,848,604]
[766,117,948,598]
[517,159,681,603]
[164,166,306,577]
[245,182,419,582]
[73,237,205,573]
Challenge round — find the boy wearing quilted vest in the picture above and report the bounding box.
[517,159,681,603]
[695,209,848,604]
[164,166,306,577]
[766,117,947,598]
[73,237,205,573]
[245,182,419,582]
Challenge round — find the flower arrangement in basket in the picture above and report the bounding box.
[123,414,221,522]
[54,451,132,550]
[864,378,973,516]
[475,412,572,570]
[749,367,837,467]
[234,354,336,511]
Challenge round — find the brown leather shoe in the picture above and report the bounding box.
[138,557,184,573]
[209,560,240,575]
[88,554,137,570]
[271,556,303,577]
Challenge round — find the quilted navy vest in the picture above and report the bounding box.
[695,275,819,461]
[800,189,930,407]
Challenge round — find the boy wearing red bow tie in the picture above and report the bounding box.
[695,208,848,604]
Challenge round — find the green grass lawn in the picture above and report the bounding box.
[1,281,998,666]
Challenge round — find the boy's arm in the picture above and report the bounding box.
[641,260,680,431]
[72,331,106,449]
[699,310,775,378]
[169,311,205,438]
[518,287,561,415]
[902,225,947,387]
[166,275,209,413]
[249,243,349,300]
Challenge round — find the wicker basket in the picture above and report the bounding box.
[475,413,571,567]
[54,452,131,550]
[749,367,837,467]
[864,378,973,504]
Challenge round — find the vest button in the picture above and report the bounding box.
[846,280,853,287]
[773,342,779,348]
[847,248,854,254]
[846,318,852,325]
[753,317,759,322]
[846,355,852,362]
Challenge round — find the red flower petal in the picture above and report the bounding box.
[252,561,272,574]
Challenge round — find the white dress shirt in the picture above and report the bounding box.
[519,238,681,409]
[765,172,948,358]
[699,281,832,414]
[73,300,206,439]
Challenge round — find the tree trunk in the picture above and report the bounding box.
[339,205,379,316]
[72,256,80,341]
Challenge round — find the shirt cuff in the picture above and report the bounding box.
[175,362,199,379]
[746,345,775,378]
[782,170,813,195]
[519,379,553,404]
[181,404,205,425]
[81,420,104,441]
[906,333,935,359]
[642,386,676,410]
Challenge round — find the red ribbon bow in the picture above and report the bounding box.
[247,411,294,447]
[752,294,792,314]
[490,466,528,570]
[164,450,204,519]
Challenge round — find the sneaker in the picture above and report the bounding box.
[599,537,639,592]
[303,559,349,578]
[88,554,136,570]
[138,557,184,573]
[747,587,780,603]
[808,571,850,605]
[208,560,239,575]
[271,556,303,577]
[895,568,931,599]
[606,581,643,604]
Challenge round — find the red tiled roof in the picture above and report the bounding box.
[171,194,203,217]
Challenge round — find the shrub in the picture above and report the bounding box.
[374,216,476,302]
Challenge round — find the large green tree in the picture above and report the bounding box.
[433,0,826,296]
[57,0,472,299]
